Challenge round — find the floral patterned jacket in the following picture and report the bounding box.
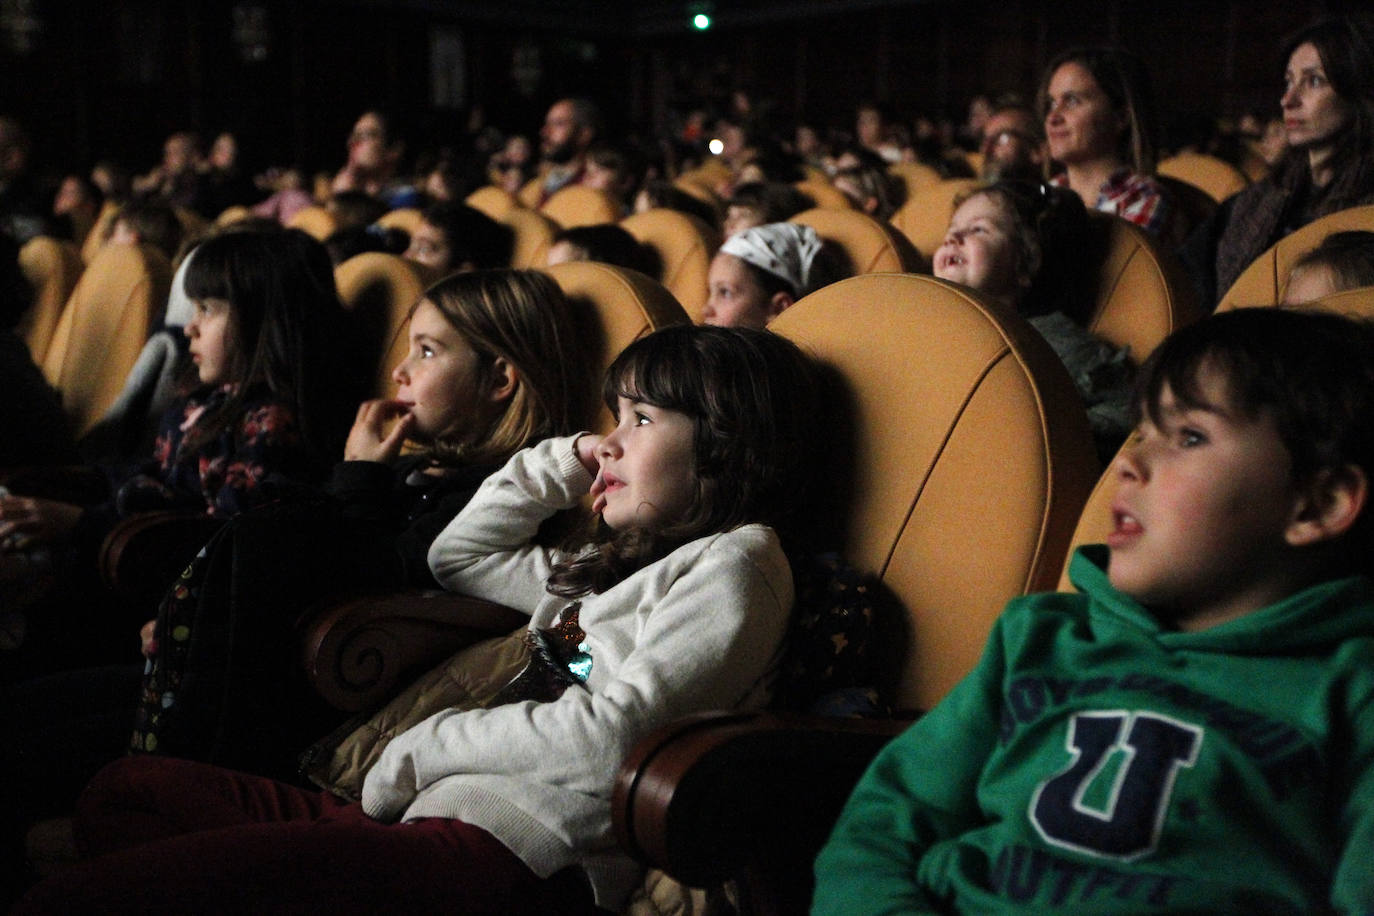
[114,385,318,519]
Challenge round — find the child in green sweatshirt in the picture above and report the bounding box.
[814,307,1374,914]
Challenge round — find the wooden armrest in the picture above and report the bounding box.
[98,510,225,603]
[299,590,529,713]
[612,710,906,903]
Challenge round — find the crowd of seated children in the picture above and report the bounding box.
[0,269,586,903]
[702,222,847,329]
[1283,229,1374,304]
[814,307,1374,914]
[12,323,824,915]
[0,227,357,676]
[1039,46,1178,242]
[1185,14,1374,306]
[932,181,1131,460]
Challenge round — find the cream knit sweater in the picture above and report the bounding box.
[362,435,793,909]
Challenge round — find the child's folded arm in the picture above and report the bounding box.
[427,434,593,613]
[366,526,791,809]
[811,618,1009,916]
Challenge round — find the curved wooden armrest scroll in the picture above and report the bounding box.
[612,710,905,899]
[99,510,225,603]
[299,590,529,714]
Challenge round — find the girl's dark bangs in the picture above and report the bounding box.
[183,247,234,302]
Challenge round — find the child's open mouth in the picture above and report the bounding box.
[1106,507,1142,548]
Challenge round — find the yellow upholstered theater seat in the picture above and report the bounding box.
[543,260,690,436]
[41,243,173,437]
[621,208,720,322]
[16,236,84,364]
[889,177,979,262]
[789,207,923,275]
[1217,205,1374,310]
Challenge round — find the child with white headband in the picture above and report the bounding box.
[702,222,845,328]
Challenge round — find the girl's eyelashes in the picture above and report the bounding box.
[633,411,651,426]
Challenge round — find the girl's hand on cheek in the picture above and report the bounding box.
[344,399,416,463]
[574,435,608,513]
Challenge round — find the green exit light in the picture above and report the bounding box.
[692,13,712,29]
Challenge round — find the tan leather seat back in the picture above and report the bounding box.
[1086,214,1202,362]
[794,180,853,211]
[17,236,83,364]
[1158,153,1249,204]
[501,208,559,269]
[544,261,690,433]
[376,208,424,236]
[334,253,437,400]
[790,207,923,275]
[465,186,519,222]
[888,161,943,200]
[42,243,173,436]
[1218,205,1374,310]
[889,178,979,261]
[540,185,623,229]
[772,274,1098,711]
[621,208,720,321]
[287,205,338,242]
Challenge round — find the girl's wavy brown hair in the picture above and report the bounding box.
[546,324,820,597]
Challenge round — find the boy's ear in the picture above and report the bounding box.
[1286,464,1368,547]
[486,357,519,403]
[766,290,796,321]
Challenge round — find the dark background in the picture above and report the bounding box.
[0,0,1358,179]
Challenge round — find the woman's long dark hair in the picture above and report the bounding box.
[181,227,353,458]
[546,324,820,598]
[1272,14,1374,214]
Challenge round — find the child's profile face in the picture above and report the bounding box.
[593,395,697,532]
[391,299,492,442]
[703,252,772,329]
[933,193,1022,306]
[185,298,235,386]
[1107,366,1308,631]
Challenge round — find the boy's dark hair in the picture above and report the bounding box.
[546,324,820,597]
[323,224,409,265]
[115,199,184,260]
[1136,308,1374,561]
[552,224,656,276]
[1291,230,1374,293]
[728,181,815,224]
[0,231,33,329]
[636,179,721,227]
[328,191,388,232]
[421,201,513,270]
